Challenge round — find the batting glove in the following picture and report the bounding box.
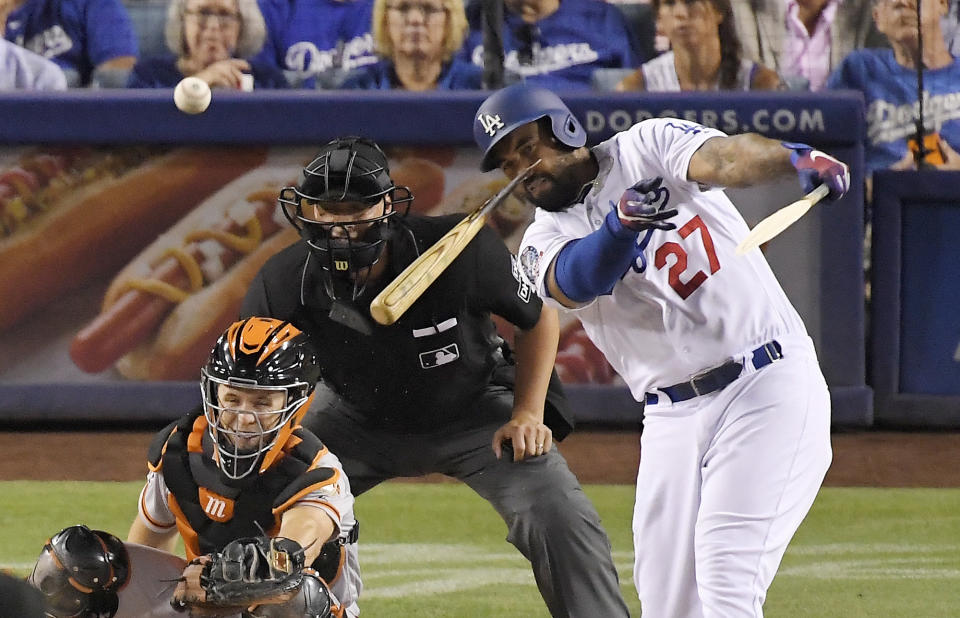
[616,177,679,233]
[783,142,850,201]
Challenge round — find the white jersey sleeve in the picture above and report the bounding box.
[625,118,727,187]
[517,119,726,307]
[138,471,177,533]
[288,448,357,543]
[517,212,570,308]
[297,448,361,618]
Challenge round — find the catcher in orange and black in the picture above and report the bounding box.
[27,318,360,618]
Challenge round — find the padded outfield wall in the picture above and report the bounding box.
[0,90,872,426]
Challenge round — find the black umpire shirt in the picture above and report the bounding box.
[241,214,573,436]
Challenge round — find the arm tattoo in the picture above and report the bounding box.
[691,134,794,187]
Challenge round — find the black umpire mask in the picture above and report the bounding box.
[279,137,413,302]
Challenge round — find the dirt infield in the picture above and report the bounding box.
[1,429,959,486]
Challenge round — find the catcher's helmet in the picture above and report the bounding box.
[29,525,129,618]
[474,84,586,172]
[201,318,322,482]
[279,137,413,300]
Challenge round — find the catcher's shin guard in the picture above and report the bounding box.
[246,571,337,618]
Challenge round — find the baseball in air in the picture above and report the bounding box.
[173,77,211,114]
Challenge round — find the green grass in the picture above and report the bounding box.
[2,483,959,616]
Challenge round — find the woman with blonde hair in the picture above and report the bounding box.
[616,0,780,91]
[339,0,481,90]
[127,0,287,89]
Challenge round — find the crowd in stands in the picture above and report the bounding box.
[1,0,137,87]
[827,0,960,173]
[127,0,287,88]
[339,0,481,89]
[614,0,783,91]
[1,0,959,172]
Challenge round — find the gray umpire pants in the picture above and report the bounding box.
[303,385,630,618]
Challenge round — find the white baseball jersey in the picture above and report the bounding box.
[138,448,361,617]
[518,118,808,400]
[519,117,832,617]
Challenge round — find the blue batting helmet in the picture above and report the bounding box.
[474,84,586,172]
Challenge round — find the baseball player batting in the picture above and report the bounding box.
[474,84,850,617]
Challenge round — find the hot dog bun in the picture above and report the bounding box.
[79,166,300,380]
[391,156,445,215]
[0,147,267,329]
[385,145,457,168]
[436,171,531,242]
[116,228,298,381]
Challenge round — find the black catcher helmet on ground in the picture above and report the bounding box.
[29,525,129,618]
[279,136,414,300]
[201,318,322,482]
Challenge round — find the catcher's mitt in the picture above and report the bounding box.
[172,536,306,615]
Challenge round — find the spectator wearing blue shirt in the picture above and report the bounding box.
[1,0,137,86]
[458,0,643,90]
[127,0,287,89]
[339,0,481,89]
[0,37,66,89]
[253,0,377,88]
[826,0,960,175]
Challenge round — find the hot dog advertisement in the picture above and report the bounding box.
[0,146,267,329]
[0,144,616,389]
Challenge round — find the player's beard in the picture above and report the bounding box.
[523,171,584,212]
[522,149,593,212]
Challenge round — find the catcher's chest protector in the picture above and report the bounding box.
[159,412,338,560]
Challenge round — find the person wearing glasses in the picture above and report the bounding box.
[1,0,138,86]
[338,0,481,89]
[126,0,287,89]
[826,0,960,175]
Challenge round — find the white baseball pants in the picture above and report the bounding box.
[633,334,832,618]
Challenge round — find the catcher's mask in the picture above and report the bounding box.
[279,136,413,300]
[201,317,322,483]
[28,525,129,618]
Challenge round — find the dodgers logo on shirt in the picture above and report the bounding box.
[478,113,505,137]
[520,246,541,285]
[22,26,74,59]
[663,121,703,135]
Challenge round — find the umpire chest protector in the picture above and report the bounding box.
[149,411,338,561]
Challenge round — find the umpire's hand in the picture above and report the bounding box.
[492,411,553,462]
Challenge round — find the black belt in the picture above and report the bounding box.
[645,340,783,405]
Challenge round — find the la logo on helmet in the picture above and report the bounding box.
[478,113,505,137]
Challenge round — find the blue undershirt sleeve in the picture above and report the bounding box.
[553,210,639,303]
